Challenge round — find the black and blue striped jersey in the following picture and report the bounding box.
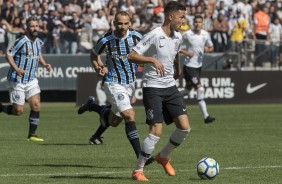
[93,29,142,84]
[6,36,43,84]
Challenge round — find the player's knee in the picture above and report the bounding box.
[121,110,135,122]
[13,107,24,116]
[109,116,123,127]
[197,87,205,101]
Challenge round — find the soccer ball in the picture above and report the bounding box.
[197,157,219,180]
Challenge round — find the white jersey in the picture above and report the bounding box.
[182,29,213,68]
[133,27,182,88]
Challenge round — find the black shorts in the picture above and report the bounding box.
[143,86,187,125]
[183,65,202,88]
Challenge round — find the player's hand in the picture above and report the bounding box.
[152,58,164,76]
[131,96,136,104]
[97,66,108,77]
[16,68,25,77]
[173,71,181,80]
[44,63,52,72]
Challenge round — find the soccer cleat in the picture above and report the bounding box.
[89,136,103,145]
[132,171,149,181]
[155,153,175,176]
[0,103,3,113]
[145,156,155,166]
[27,134,44,142]
[77,96,96,114]
[204,116,215,124]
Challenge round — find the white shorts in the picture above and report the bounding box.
[103,82,135,117]
[7,78,41,105]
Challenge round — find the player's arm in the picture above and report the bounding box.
[173,53,181,80]
[204,46,214,53]
[128,51,165,76]
[179,49,194,57]
[39,55,52,71]
[5,54,25,77]
[90,51,107,77]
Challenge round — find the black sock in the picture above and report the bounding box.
[89,104,112,115]
[125,122,141,158]
[92,124,109,138]
[100,107,111,127]
[28,110,40,136]
[2,105,13,115]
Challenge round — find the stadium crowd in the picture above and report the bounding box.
[0,0,281,67]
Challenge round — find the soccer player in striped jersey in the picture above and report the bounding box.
[77,11,142,159]
[0,16,52,142]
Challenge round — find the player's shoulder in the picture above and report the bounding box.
[36,37,44,45]
[129,29,143,39]
[200,29,209,35]
[96,31,114,44]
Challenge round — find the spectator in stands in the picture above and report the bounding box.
[63,11,85,54]
[253,4,270,67]
[91,9,110,45]
[120,0,136,16]
[19,2,31,23]
[68,0,82,16]
[0,18,11,55]
[8,17,25,50]
[229,9,248,67]
[107,6,118,31]
[212,13,229,52]
[203,8,214,35]
[186,6,196,28]
[213,0,228,19]
[269,16,282,67]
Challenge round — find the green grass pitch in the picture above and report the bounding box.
[0,103,281,184]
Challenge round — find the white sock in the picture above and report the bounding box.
[134,134,160,171]
[160,128,190,158]
[198,100,209,119]
[197,87,209,118]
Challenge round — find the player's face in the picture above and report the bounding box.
[27,20,39,39]
[193,18,203,32]
[114,15,130,38]
[170,10,186,32]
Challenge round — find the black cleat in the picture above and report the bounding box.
[0,103,3,113]
[204,116,215,123]
[89,136,103,145]
[77,96,96,114]
[145,156,155,166]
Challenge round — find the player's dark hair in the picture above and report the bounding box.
[194,14,203,22]
[164,1,186,16]
[115,11,130,21]
[26,16,38,27]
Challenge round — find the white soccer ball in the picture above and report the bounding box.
[197,157,219,180]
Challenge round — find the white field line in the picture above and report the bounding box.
[0,165,281,177]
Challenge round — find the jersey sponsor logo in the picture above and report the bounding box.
[246,83,267,94]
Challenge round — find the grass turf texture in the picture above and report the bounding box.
[0,103,281,184]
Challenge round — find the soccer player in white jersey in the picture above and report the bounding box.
[77,11,142,159]
[179,14,216,124]
[0,16,52,141]
[128,1,191,181]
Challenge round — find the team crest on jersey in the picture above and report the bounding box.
[146,109,154,120]
[192,77,199,84]
[117,94,125,101]
[15,94,20,100]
